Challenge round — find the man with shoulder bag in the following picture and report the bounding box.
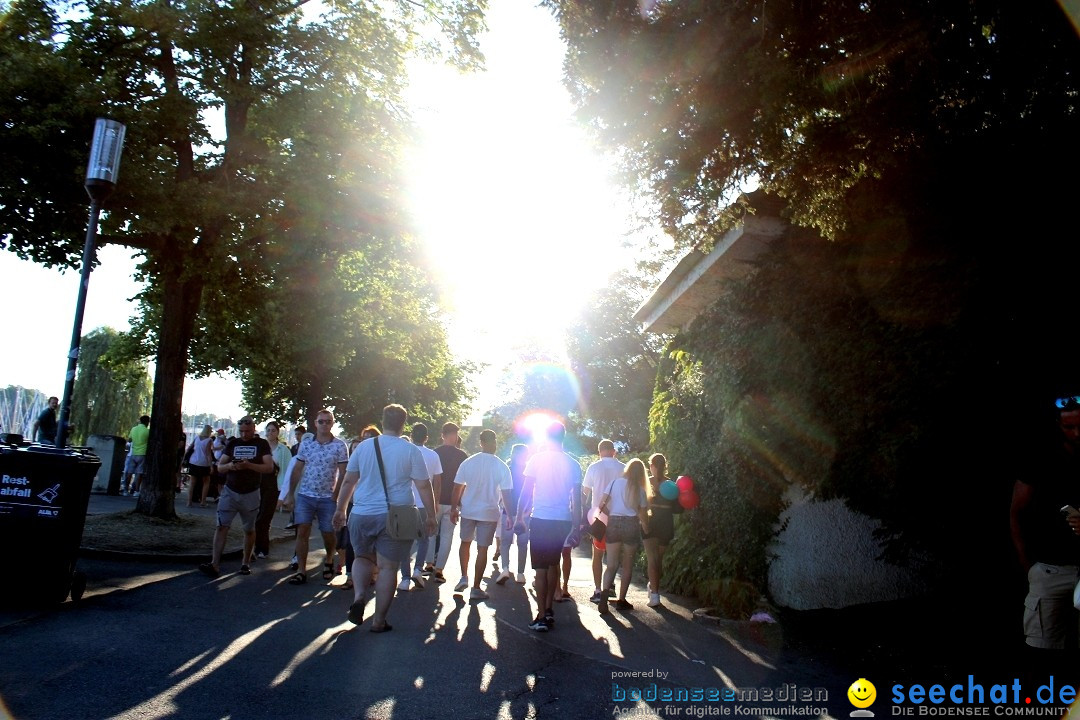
[333,404,436,632]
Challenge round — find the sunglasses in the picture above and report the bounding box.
[238,420,254,426]
[1056,396,1080,409]
[317,420,332,425]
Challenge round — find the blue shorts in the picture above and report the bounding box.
[293,493,336,531]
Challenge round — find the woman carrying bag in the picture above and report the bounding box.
[597,458,650,614]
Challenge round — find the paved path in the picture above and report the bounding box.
[0,496,859,720]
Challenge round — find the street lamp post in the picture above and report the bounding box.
[55,118,126,448]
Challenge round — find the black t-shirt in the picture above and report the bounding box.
[36,407,57,443]
[223,436,272,494]
[1022,444,1080,565]
[435,445,469,505]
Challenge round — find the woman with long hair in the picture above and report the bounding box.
[598,458,649,614]
[187,425,215,508]
[642,453,682,608]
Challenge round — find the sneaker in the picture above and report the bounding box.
[543,609,554,628]
[397,578,411,592]
[239,564,251,575]
[590,589,604,604]
[470,587,489,601]
[198,563,220,579]
[648,592,661,608]
[255,551,268,560]
[515,573,526,584]
[289,556,299,572]
[598,598,610,615]
[496,569,512,585]
[615,599,634,611]
[410,572,425,589]
[132,491,139,497]
[528,614,549,632]
[453,576,468,592]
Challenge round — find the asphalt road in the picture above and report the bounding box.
[0,505,858,720]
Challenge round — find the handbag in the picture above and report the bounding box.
[588,477,617,541]
[373,436,424,541]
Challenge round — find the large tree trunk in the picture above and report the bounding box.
[136,265,204,519]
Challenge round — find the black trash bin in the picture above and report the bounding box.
[0,438,100,606]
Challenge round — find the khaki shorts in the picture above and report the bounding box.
[348,513,413,562]
[459,518,498,547]
[1023,562,1080,649]
[216,485,260,532]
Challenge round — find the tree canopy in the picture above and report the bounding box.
[543,0,1080,244]
[69,327,153,444]
[0,0,485,516]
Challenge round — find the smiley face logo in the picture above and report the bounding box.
[847,678,877,709]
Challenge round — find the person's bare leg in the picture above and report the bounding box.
[473,547,489,589]
[618,545,635,601]
[351,554,375,604]
[370,553,398,629]
[543,566,559,612]
[592,542,604,591]
[243,529,255,566]
[644,537,661,591]
[320,530,337,577]
[560,547,571,595]
[211,525,229,569]
[459,540,472,584]
[534,565,550,617]
[293,523,312,575]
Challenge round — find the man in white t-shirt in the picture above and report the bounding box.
[397,422,443,591]
[582,439,625,603]
[515,421,584,632]
[450,429,513,600]
[333,404,437,632]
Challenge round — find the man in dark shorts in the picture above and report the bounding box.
[198,416,274,578]
[515,421,584,632]
[1011,394,1080,654]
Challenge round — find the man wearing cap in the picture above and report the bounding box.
[1011,395,1080,653]
[198,416,274,578]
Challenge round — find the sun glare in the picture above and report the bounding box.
[401,1,635,411]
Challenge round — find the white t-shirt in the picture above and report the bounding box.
[413,445,443,506]
[582,457,625,510]
[523,449,582,522]
[347,435,429,516]
[606,477,647,517]
[455,452,513,522]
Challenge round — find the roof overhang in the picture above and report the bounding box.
[634,208,787,334]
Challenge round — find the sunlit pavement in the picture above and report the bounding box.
[0,516,855,720]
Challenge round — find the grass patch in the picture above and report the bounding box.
[82,511,216,554]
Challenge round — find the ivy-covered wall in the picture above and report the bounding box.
[649,216,1033,616]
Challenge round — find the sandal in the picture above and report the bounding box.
[341,577,354,590]
[322,563,335,580]
[288,572,307,585]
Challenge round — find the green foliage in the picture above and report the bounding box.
[0,0,487,516]
[543,0,1079,247]
[565,268,668,451]
[69,327,153,443]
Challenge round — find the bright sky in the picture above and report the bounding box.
[0,0,639,424]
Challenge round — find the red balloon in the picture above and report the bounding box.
[679,489,700,509]
[676,475,695,492]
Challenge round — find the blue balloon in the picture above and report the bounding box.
[659,480,679,500]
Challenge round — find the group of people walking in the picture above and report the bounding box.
[195,403,684,635]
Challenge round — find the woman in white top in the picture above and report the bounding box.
[186,425,216,508]
[597,458,649,614]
